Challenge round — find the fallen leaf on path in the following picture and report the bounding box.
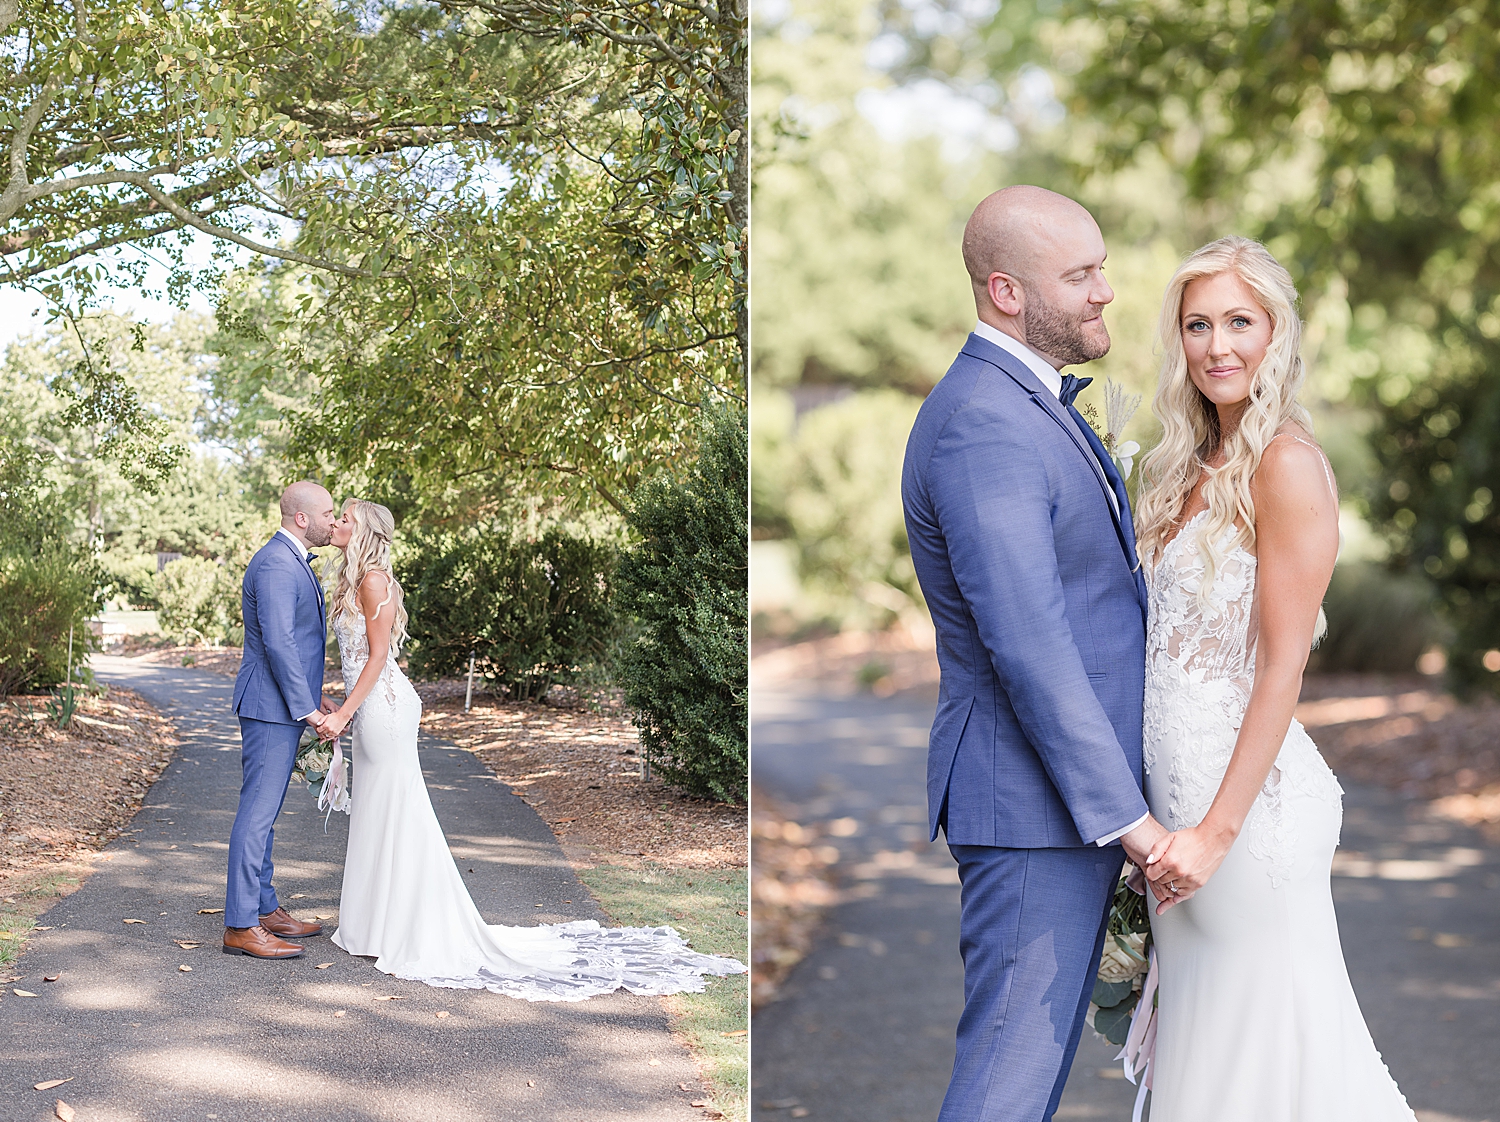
[435,1011,450,1018]
[122,919,147,925]
[42,974,60,982]
[679,1083,691,1092]
[290,893,307,899]
[691,1101,709,1108]
[33,1078,71,1091]
[647,1058,661,1066]
[373,995,404,1001]
[314,914,333,920]
[197,909,223,915]
[526,1080,535,1088]
[55,1100,75,1122]
[361,982,373,986]
[720,1030,747,1037]
[178,965,192,972]
[173,941,201,950]
[167,845,177,850]
[14,989,38,997]
[314,962,333,970]
[333,1010,346,1017]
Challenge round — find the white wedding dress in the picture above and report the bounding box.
[328,610,746,1000]
[1143,506,1416,1120]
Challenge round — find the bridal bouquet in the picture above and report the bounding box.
[1089,867,1159,1121]
[293,727,351,820]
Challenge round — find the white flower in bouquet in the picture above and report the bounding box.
[1098,931,1150,985]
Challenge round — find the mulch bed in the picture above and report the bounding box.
[415,679,747,871]
[0,686,179,963]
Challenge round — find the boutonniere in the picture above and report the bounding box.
[1102,379,1142,479]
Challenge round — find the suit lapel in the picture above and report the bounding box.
[961,336,1148,613]
[274,533,326,627]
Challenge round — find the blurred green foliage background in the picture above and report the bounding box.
[751,0,1500,686]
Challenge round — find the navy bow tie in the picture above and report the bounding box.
[1058,373,1093,408]
[306,552,318,564]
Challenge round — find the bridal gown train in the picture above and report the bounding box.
[1143,507,1416,1120]
[328,612,746,1000]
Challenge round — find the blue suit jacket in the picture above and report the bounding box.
[902,333,1150,848]
[232,533,327,726]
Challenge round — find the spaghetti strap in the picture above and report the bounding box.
[1272,432,1338,503]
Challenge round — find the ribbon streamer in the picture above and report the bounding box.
[317,736,351,828]
[1116,943,1159,1122]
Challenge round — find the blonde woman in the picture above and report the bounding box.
[317,498,744,999]
[1132,237,1414,1118]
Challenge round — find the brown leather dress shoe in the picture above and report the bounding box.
[259,906,323,938]
[223,925,304,958]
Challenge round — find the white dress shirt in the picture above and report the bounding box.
[972,321,1145,846]
[274,526,324,723]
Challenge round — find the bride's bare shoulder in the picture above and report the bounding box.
[357,569,393,613]
[1255,426,1338,517]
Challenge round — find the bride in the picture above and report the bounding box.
[1133,236,1415,1118]
[314,498,745,1000]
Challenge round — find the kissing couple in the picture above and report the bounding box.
[222,482,745,1000]
[902,186,1416,1119]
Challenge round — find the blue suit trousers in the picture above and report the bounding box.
[940,845,1125,1122]
[226,717,302,927]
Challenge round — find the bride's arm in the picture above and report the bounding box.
[1146,435,1339,904]
[319,572,397,739]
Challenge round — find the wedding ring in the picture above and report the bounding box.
[1169,881,1178,894]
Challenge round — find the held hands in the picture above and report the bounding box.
[318,709,350,741]
[1144,823,1235,915]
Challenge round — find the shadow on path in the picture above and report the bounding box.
[751,680,1500,1122]
[0,656,704,1122]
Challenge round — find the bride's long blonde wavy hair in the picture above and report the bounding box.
[330,498,409,652]
[1135,236,1315,591]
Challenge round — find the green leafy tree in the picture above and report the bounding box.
[614,405,746,803]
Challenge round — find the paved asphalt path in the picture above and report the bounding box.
[751,677,1500,1122]
[0,656,708,1122]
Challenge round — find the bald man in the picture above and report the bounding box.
[225,481,339,958]
[901,187,1169,1120]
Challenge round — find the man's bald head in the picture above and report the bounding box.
[279,480,337,547]
[961,186,1114,368]
[962,186,1098,294]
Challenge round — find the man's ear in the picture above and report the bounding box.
[987,271,1024,318]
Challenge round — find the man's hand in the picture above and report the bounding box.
[1119,815,1183,908]
[304,710,327,731]
[320,696,338,715]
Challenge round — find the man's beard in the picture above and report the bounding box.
[1023,298,1110,365]
[304,523,334,547]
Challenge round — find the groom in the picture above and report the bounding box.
[902,187,1174,1121]
[224,480,338,959]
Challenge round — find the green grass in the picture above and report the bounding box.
[0,873,79,966]
[578,862,748,1122]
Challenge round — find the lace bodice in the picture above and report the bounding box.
[332,609,407,707]
[1143,508,1342,886]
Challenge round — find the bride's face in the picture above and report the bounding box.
[330,506,356,551]
[1180,271,1273,410]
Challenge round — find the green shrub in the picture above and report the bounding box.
[1308,561,1444,674]
[101,551,162,609]
[784,389,923,629]
[0,446,101,696]
[154,556,241,645]
[0,552,101,697]
[402,526,618,701]
[614,405,747,804]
